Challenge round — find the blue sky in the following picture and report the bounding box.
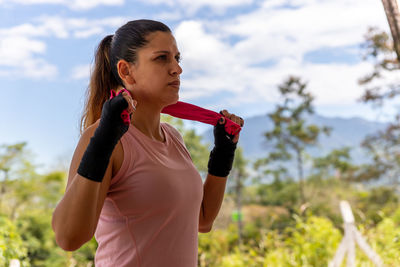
[0,0,398,174]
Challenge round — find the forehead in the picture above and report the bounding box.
[141,31,179,53]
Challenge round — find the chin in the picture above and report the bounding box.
[170,94,179,105]
[162,95,179,108]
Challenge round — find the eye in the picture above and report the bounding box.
[175,55,181,63]
[156,55,167,61]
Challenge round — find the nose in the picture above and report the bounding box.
[170,61,182,76]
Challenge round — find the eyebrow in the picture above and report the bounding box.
[153,50,180,56]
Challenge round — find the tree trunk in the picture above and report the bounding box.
[296,147,306,204]
[0,169,9,209]
[233,169,243,250]
[381,0,400,62]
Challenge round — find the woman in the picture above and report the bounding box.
[52,19,244,266]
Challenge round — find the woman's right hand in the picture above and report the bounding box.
[77,89,136,183]
[101,89,137,139]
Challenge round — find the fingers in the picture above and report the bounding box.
[219,109,244,144]
[121,90,137,115]
[232,132,240,143]
[220,109,244,127]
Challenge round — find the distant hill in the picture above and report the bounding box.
[201,113,388,165]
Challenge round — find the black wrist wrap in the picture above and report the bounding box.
[207,121,237,177]
[77,93,129,182]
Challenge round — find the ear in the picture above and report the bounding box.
[117,59,135,86]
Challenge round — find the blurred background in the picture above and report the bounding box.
[1,0,399,266]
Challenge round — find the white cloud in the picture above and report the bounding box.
[71,64,91,80]
[0,36,45,64]
[0,17,71,39]
[20,58,58,78]
[68,0,124,10]
[0,0,394,117]
[143,0,253,15]
[5,0,250,12]
[176,21,233,73]
[273,61,374,105]
[221,0,388,61]
[0,35,57,78]
[10,0,63,3]
[0,15,126,78]
[154,10,183,22]
[74,26,103,38]
[174,0,393,113]
[31,16,127,38]
[2,0,124,10]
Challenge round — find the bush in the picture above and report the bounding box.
[0,215,30,267]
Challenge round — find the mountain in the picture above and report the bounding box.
[201,113,388,164]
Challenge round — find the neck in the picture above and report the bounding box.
[131,102,165,142]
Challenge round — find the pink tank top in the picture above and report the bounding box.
[94,122,204,267]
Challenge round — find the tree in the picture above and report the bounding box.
[228,147,248,250]
[0,143,26,208]
[0,142,39,219]
[255,76,331,204]
[359,27,400,105]
[355,115,400,187]
[311,147,358,181]
[358,26,400,187]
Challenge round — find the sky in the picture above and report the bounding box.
[0,0,398,174]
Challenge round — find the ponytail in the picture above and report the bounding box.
[80,34,120,134]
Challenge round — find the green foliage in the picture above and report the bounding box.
[199,210,400,266]
[255,178,299,210]
[366,216,400,266]
[199,216,342,267]
[0,215,30,266]
[355,186,399,226]
[281,216,341,266]
[311,147,357,180]
[198,224,236,266]
[0,142,99,266]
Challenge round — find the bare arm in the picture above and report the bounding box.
[51,121,118,251]
[198,110,243,233]
[198,174,228,233]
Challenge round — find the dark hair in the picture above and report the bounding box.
[80,19,171,133]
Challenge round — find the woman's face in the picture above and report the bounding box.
[129,31,182,108]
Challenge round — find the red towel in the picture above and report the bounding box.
[110,89,242,136]
[162,101,242,136]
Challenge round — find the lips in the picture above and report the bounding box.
[168,80,180,87]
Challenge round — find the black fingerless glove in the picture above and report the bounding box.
[77,93,130,182]
[207,118,238,177]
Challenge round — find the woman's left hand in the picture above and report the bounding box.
[219,109,244,144]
